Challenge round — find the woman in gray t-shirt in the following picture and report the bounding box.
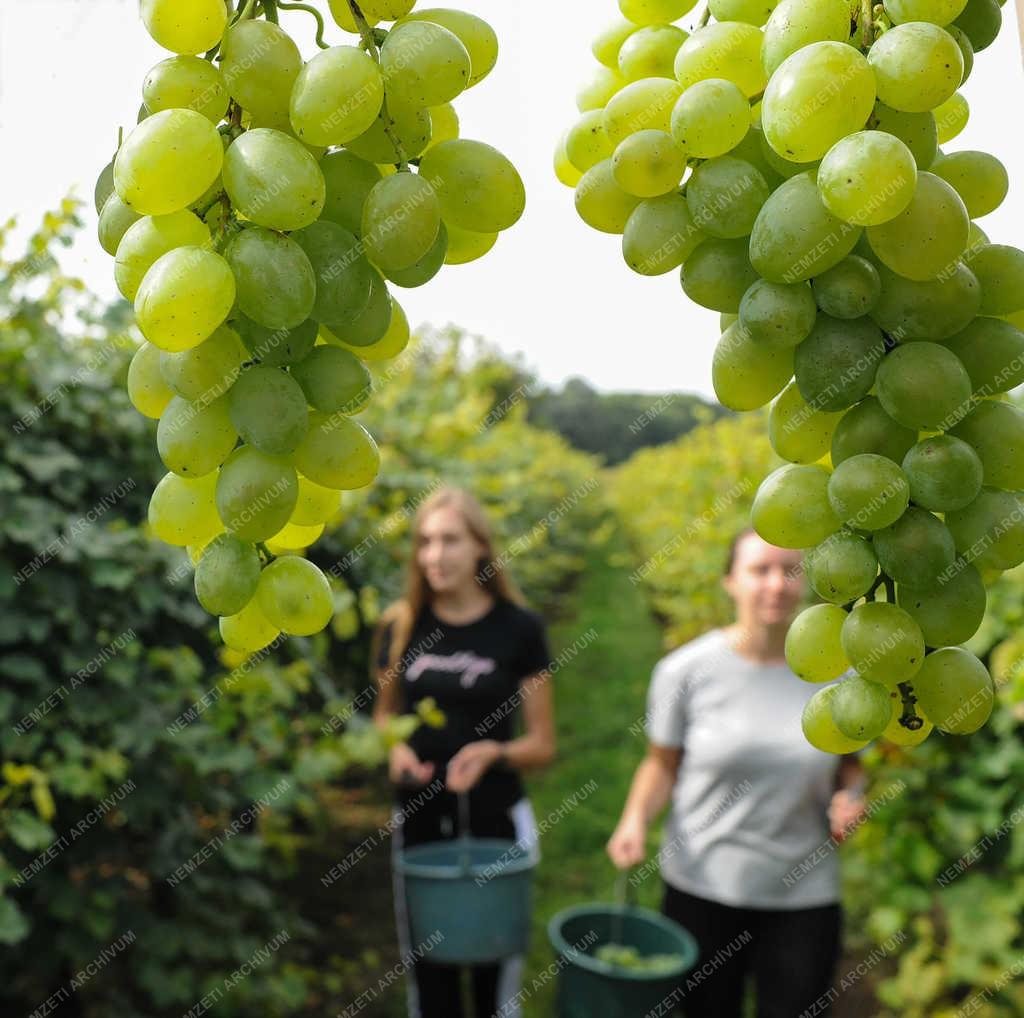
[608,528,866,1018]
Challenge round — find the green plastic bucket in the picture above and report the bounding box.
[547,904,699,1018]
[396,837,537,964]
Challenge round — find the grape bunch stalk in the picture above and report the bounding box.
[559,0,1023,753]
[96,0,524,651]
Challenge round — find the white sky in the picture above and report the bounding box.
[2,0,1023,398]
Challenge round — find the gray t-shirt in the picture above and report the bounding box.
[646,627,842,909]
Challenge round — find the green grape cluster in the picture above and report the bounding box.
[595,942,686,973]
[99,0,522,649]
[561,0,1021,752]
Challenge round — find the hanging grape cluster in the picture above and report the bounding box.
[560,0,1023,752]
[96,0,523,651]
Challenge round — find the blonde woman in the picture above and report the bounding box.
[372,487,556,1018]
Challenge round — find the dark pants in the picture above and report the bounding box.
[392,791,524,1018]
[662,882,842,1018]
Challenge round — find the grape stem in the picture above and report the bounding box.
[697,5,710,27]
[896,682,924,731]
[346,0,410,171]
[860,0,874,49]
[884,576,896,604]
[276,1,330,47]
[256,542,275,565]
[261,0,279,23]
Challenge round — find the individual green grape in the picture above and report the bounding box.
[674,22,767,96]
[841,602,925,687]
[952,0,1002,51]
[749,172,862,283]
[709,0,779,25]
[320,269,393,347]
[425,103,460,152]
[762,44,876,163]
[290,347,371,414]
[292,413,380,490]
[149,471,222,547]
[256,557,333,637]
[875,342,973,431]
[622,194,705,275]
[194,534,260,616]
[385,222,449,288]
[828,453,910,531]
[831,397,918,467]
[882,706,934,746]
[933,92,970,144]
[329,296,410,361]
[873,506,956,587]
[443,224,498,265]
[681,238,759,313]
[114,210,210,301]
[869,260,980,341]
[114,109,223,215]
[769,381,843,464]
[620,0,699,22]
[755,132,819,182]
[944,487,1024,571]
[142,55,228,124]
[867,22,964,112]
[817,132,916,227]
[618,25,688,80]
[361,173,441,272]
[670,78,750,159]
[225,228,316,331]
[883,0,968,23]
[292,475,342,526]
[911,647,994,733]
[159,325,245,402]
[866,173,968,281]
[140,0,227,54]
[221,20,302,123]
[685,157,769,239]
[157,394,238,477]
[94,158,115,214]
[786,604,851,682]
[728,126,784,185]
[222,129,325,232]
[566,111,613,174]
[228,366,308,456]
[398,9,498,88]
[288,46,384,148]
[576,65,628,113]
[751,464,840,549]
[604,78,683,146]
[812,257,881,320]
[761,0,851,76]
[931,151,1007,219]
[268,520,327,553]
[739,279,816,348]
[946,25,975,82]
[804,531,879,603]
[418,140,525,233]
[802,685,870,754]
[98,193,142,256]
[216,446,299,541]
[902,435,983,511]
[381,22,470,107]
[898,558,986,646]
[963,244,1024,315]
[712,322,794,411]
[949,401,1024,491]
[612,131,686,198]
[576,160,643,234]
[135,247,235,353]
[794,315,886,413]
[290,220,375,329]
[593,17,640,68]
[555,131,583,188]
[128,343,175,420]
[864,102,937,170]
[234,316,317,367]
[219,596,280,653]
[830,675,893,741]
[344,100,432,163]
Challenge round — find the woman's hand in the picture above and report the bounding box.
[607,815,647,869]
[829,789,867,842]
[445,740,502,793]
[389,743,435,788]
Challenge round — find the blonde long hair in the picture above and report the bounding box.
[371,486,525,714]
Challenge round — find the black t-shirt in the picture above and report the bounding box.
[377,597,553,814]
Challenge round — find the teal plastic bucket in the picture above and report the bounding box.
[548,904,699,1018]
[396,837,537,964]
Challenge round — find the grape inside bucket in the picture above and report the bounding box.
[559,0,1022,752]
[100,0,525,647]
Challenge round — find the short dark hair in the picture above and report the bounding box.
[723,527,759,577]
